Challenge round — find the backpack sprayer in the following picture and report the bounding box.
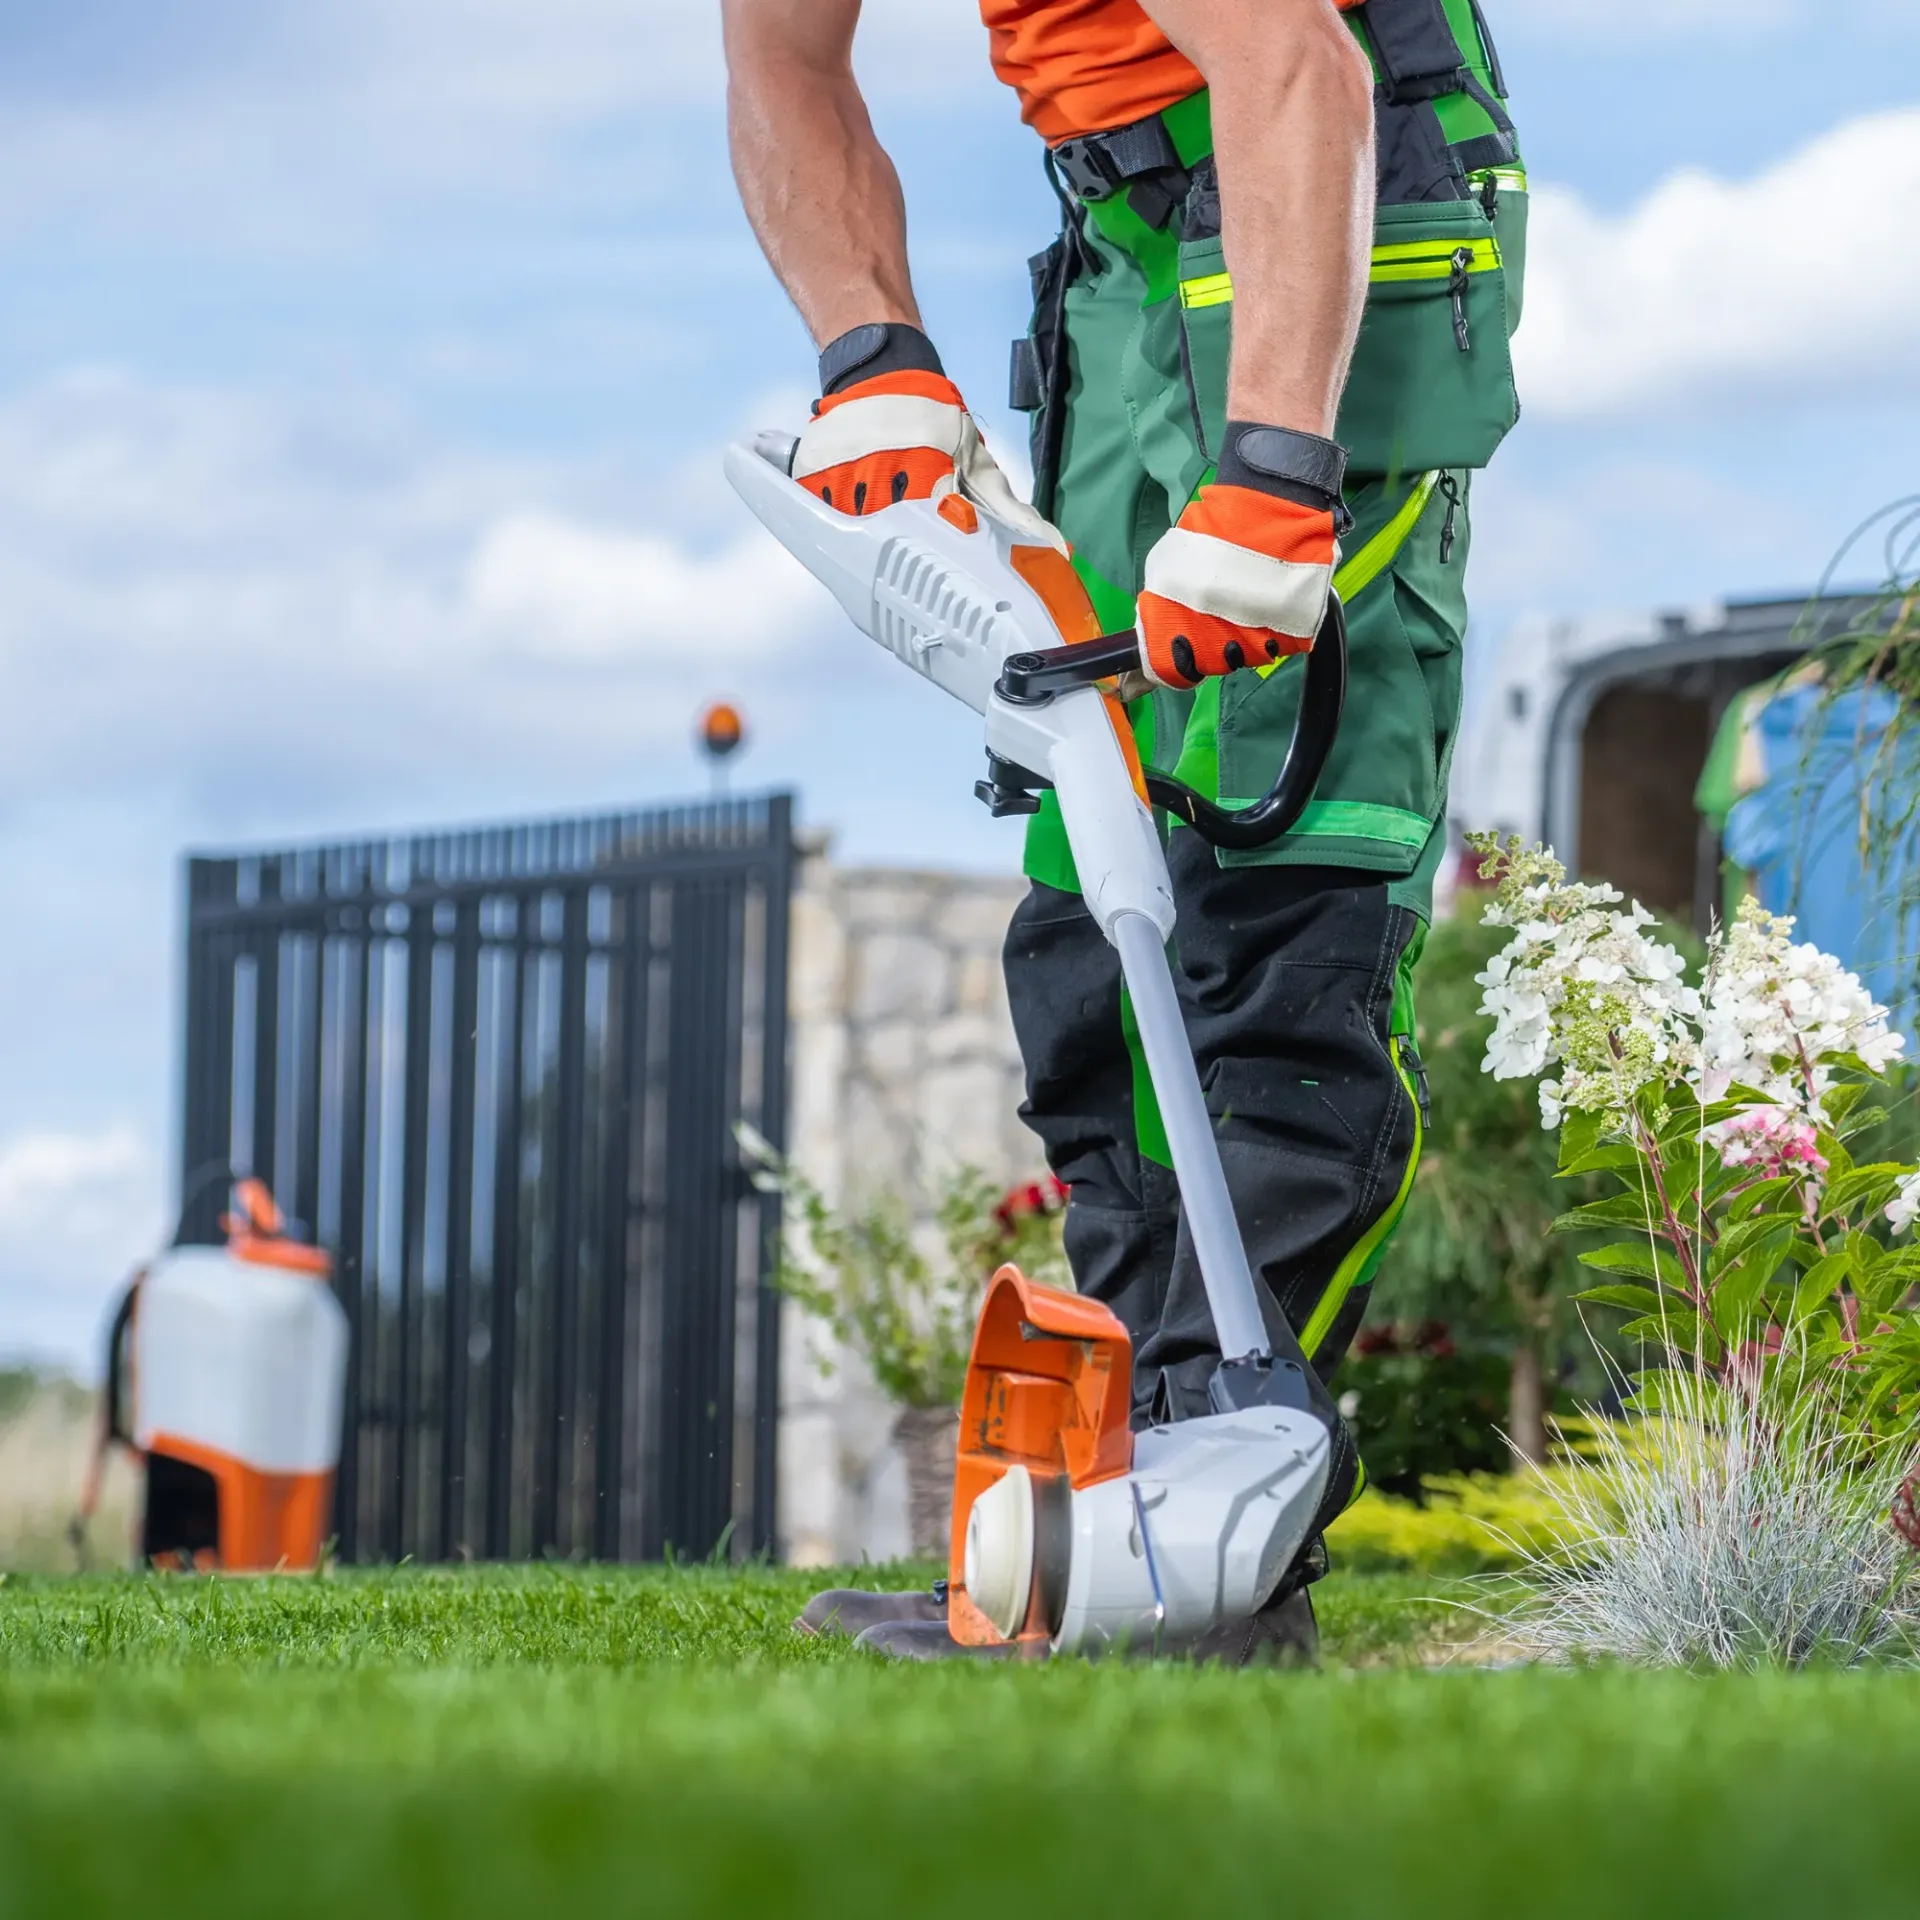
[73,1174,348,1573]
[726,434,1350,1656]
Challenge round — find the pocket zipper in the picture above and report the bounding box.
[1179,234,1502,313]
[1448,248,1473,351]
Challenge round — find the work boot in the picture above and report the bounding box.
[794,1578,947,1640]
[853,1618,1038,1662]
[1184,1587,1320,1669]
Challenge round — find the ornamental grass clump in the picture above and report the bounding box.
[1466,833,1920,1668]
[1503,1370,1920,1668]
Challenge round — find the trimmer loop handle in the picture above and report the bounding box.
[995,594,1349,853]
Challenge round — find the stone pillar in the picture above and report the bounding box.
[777,838,1037,1567]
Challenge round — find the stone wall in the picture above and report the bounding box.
[777,842,1037,1567]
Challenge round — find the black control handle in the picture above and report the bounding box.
[990,596,1348,853]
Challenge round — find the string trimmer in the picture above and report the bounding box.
[726,434,1348,1656]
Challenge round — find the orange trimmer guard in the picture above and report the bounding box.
[947,1266,1134,1647]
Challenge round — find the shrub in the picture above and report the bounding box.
[1336,1322,1513,1497]
[1328,1462,1608,1576]
[737,1126,1067,1409]
[1462,834,1920,1665]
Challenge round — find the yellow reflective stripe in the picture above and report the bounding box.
[1368,235,1502,282]
[1299,1035,1424,1360]
[1332,469,1439,602]
[1179,271,1234,311]
[1468,164,1529,195]
[1178,235,1499,309]
[1253,471,1439,681]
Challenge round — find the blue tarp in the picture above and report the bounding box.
[1721,681,1920,1043]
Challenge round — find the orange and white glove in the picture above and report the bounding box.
[792,322,1064,550]
[1136,423,1349,690]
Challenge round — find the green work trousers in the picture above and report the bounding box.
[1004,146,1521,1444]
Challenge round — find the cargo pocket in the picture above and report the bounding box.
[1175,200,1518,485]
[1173,231,1230,464]
[1338,199,1518,481]
[1211,477,1446,876]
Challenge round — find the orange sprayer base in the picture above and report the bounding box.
[146,1433,334,1573]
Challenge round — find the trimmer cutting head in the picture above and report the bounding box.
[947,1268,1330,1658]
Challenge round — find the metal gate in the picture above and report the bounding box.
[178,795,795,1564]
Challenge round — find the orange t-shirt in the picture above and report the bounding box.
[981,0,1363,144]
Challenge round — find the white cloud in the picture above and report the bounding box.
[0,369,834,822]
[1517,107,1920,418]
[0,1123,164,1374]
[468,512,817,664]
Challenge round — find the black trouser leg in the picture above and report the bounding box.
[1003,839,1422,1536]
[1003,879,1183,1351]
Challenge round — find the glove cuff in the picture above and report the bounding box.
[818,322,945,397]
[1217,421,1349,521]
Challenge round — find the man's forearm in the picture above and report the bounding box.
[723,0,920,349]
[1143,0,1375,438]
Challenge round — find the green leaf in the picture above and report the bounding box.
[1551,1193,1660,1234]
[1557,1108,1602,1171]
[1816,1133,1856,1186]
[1844,1227,1885,1274]
[1852,1258,1910,1319]
[1792,1252,1850,1323]
[1708,1227,1797,1338]
[1572,1283,1665,1315]
[1728,1175,1796,1221]
[1660,1151,1704,1213]
[1556,1144,1644,1177]
[1618,1307,1718,1362]
[1579,1241,1690,1288]
[1824,1165,1908,1218]
[1708,1211,1800,1275]
[1709,1262,1777,1343]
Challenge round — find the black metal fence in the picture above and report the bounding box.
[179,795,795,1564]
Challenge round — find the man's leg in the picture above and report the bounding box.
[1137,841,1425,1541]
[1004,883,1181,1351]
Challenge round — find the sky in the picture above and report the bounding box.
[3,0,1918,1373]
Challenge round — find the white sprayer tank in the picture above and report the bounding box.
[131,1244,349,1568]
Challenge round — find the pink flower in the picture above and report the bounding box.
[1713,1106,1828,1180]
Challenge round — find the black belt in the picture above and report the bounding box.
[1049,112,1193,231]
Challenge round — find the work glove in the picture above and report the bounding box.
[792,322,1064,551]
[1136,423,1349,691]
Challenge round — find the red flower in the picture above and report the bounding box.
[995,1174,1068,1237]
[1353,1319,1457,1359]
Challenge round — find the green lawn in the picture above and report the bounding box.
[2,1564,1917,1919]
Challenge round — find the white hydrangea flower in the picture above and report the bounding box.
[1472,841,1699,1127]
[1889,1172,1920,1238]
[1696,900,1906,1123]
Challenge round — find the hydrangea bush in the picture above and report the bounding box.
[1466,835,1920,1663]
